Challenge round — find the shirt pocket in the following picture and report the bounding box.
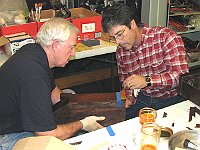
[151,59,166,73]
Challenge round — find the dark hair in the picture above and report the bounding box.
[102,3,139,33]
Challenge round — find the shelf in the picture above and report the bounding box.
[74,40,117,60]
[169,11,200,17]
[0,40,117,67]
[188,59,200,68]
[177,29,200,34]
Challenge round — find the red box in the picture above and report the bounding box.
[37,21,45,32]
[69,8,102,42]
[0,22,37,39]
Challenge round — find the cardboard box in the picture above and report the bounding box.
[0,36,9,47]
[0,22,37,39]
[0,32,34,56]
[37,9,56,32]
[12,136,75,150]
[40,9,56,21]
[69,8,102,42]
[0,9,55,40]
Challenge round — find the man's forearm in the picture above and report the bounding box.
[35,121,83,140]
[51,86,61,104]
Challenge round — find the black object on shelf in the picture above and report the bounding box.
[81,39,100,47]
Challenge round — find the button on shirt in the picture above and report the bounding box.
[116,26,189,101]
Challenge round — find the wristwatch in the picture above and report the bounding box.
[145,76,151,86]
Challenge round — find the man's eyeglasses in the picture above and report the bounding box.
[109,28,126,43]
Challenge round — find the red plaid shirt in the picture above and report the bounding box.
[116,26,189,99]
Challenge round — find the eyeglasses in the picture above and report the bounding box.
[109,27,126,43]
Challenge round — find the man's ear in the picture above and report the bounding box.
[52,40,59,52]
[130,19,136,29]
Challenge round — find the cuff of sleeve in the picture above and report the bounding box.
[150,74,162,88]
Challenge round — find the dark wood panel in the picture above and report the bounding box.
[55,67,117,89]
[53,92,125,127]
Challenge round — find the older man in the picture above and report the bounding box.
[0,18,105,150]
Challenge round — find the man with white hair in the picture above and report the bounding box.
[0,18,105,150]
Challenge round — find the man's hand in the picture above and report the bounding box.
[123,74,146,90]
[51,86,62,104]
[80,116,105,132]
[126,96,136,108]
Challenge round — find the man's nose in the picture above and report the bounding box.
[115,38,122,45]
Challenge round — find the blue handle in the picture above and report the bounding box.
[116,92,122,108]
[106,126,115,136]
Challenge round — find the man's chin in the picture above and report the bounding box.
[122,45,132,50]
[119,43,130,49]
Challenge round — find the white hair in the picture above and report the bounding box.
[36,17,79,46]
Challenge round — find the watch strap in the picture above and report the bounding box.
[145,76,151,86]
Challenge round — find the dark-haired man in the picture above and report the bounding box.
[102,3,189,119]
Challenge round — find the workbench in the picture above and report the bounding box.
[64,100,200,149]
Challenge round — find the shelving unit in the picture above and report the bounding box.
[168,0,200,68]
[168,3,200,35]
[141,0,200,68]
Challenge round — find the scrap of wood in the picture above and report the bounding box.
[189,107,200,122]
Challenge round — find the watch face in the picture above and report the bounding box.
[146,76,151,82]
